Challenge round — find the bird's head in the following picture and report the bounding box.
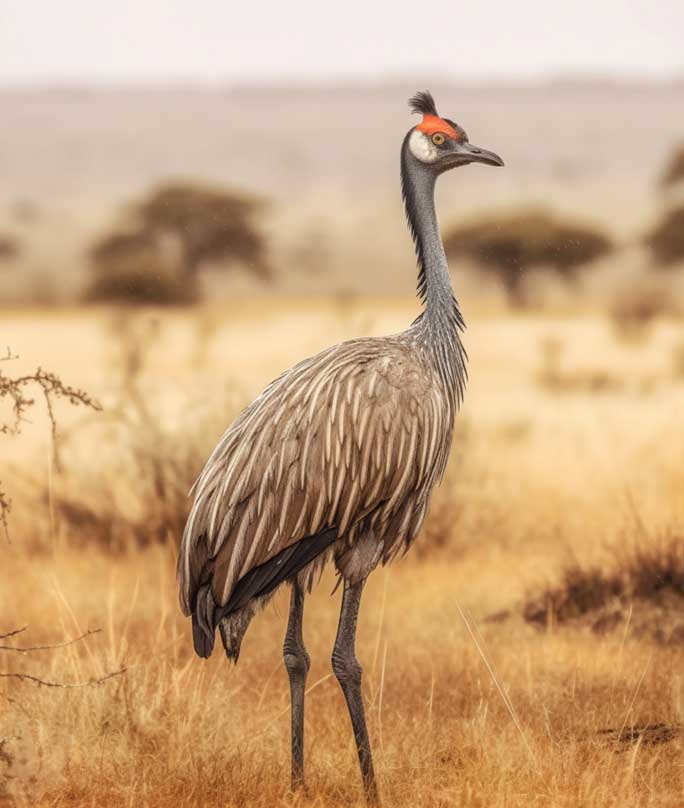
[406,90,504,173]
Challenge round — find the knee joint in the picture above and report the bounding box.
[332,652,362,685]
[284,646,310,676]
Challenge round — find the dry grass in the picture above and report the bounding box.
[5,548,684,808]
[3,300,684,806]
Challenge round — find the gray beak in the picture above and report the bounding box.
[457,142,504,167]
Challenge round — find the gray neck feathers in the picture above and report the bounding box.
[400,136,468,407]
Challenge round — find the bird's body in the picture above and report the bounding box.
[180,326,459,658]
[178,90,503,803]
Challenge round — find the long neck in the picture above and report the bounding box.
[401,140,467,405]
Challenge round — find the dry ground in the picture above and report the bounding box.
[2,299,684,807]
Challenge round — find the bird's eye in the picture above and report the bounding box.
[431,133,446,146]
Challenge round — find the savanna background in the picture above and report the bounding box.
[2,3,684,806]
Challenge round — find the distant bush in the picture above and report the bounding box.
[659,144,684,189]
[135,182,271,281]
[86,182,271,304]
[0,234,20,262]
[444,209,614,306]
[86,230,193,305]
[645,204,684,267]
[609,280,679,343]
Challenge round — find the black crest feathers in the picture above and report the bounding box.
[408,90,438,117]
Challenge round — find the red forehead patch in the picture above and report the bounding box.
[416,114,459,140]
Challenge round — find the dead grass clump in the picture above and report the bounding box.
[597,723,684,749]
[0,234,20,262]
[524,564,623,625]
[609,281,679,344]
[42,428,200,553]
[659,144,684,189]
[444,209,614,306]
[645,204,684,267]
[12,404,205,551]
[522,537,684,642]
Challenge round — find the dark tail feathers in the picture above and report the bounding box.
[192,613,215,658]
[190,528,337,660]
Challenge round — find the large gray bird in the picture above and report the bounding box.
[178,90,503,803]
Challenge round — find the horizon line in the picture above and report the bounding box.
[1,70,683,92]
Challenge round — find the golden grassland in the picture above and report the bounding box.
[2,299,684,806]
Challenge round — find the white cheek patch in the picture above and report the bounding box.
[408,129,439,164]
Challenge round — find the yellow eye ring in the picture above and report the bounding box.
[431,133,446,146]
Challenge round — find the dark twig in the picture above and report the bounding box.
[0,627,101,653]
[0,667,127,689]
[0,626,125,697]
[0,626,27,642]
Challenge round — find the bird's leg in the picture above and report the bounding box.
[332,578,380,805]
[283,580,310,789]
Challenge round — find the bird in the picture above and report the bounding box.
[177,90,503,804]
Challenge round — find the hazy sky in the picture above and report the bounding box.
[0,0,682,85]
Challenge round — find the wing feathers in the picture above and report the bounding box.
[178,337,453,625]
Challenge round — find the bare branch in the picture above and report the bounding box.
[0,488,10,542]
[0,349,101,535]
[0,667,127,689]
[0,365,102,438]
[0,627,125,695]
[0,627,101,653]
[0,626,27,641]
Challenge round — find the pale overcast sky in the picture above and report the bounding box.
[0,0,682,85]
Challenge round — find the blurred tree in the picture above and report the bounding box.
[645,204,684,267]
[86,182,271,305]
[0,234,20,262]
[86,230,191,304]
[444,209,614,306]
[134,182,271,284]
[659,145,684,189]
